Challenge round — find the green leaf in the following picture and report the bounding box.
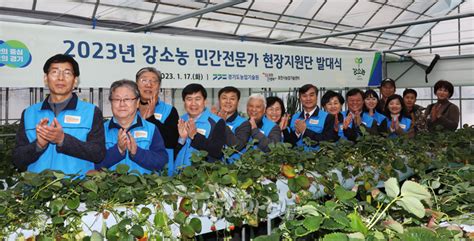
[303,216,322,232]
[106,224,120,240]
[335,186,356,201]
[120,175,138,184]
[180,224,196,238]
[49,199,64,215]
[174,211,187,225]
[140,207,152,218]
[397,196,426,218]
[90,231,103,241]
[348,212,368,235]
[294,226,310,237]
[384,218,404,233]
[116,164,130,174]
[295,175,311,190]
[189,217,202,233]
[221,174,233,185]
[218,167,229,176]
[347,232,365,241]
[253,233,281,241]
[384,177,400,198]
[66,197,80,210]
[83,180,98,193]
[288,178,301,193]
[322,218,346,230]
[52,216,64,225]
[53,172,65,179]
[400,181,431,201]
[322,232,348,241]
[331,210,350,227]
[154,211,168,227]
[130,225,144,238]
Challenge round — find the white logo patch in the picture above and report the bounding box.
[227,125,234,131]
[399,124,406,129]
[134,131,148,139]
[197,128,207,136]
[154,113,163,121]
[309,119,319,125]
[64,115,81,124]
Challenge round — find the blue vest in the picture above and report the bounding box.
[339,111,375,140]
[290,108,328,147]
[225,113,247,164]
[104,115,157,174]
[246,115,278,151]
[363,111,386,126]
[24,97,96,176]
[152,100,175,176]
[174,108,222,172]
[386,116,412,138]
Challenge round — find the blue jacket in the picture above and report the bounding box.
[247,115,280,152]
[152,100,176,176]
[97,114,168,174]
[225,113,248,164]
[290,107,336,148]
[174,108,225,173]
[363,111,386,126]
[22,95,103,176]
[385,116,412,138]
[338,111,376,140]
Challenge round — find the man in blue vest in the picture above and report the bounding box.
[13,54,105,176]
[174,84,226,172]
[341,88,378,141]
[290,84,338,148]
[212,86,251,163]
[247,94,281,152]
[136,67,179,176]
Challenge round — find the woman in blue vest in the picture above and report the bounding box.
[380,94,414,138]
[136,67,179,176]
[320,90,345,141]
[265,96,294,144]
[363,89,386,126]
[96,80,168,174]
[247,94,281,152]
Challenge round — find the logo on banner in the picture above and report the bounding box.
[0,40,32,68]
[352,57,366,81]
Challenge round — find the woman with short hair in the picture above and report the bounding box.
[425,80,460,132]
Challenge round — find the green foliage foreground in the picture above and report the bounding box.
[0,126,473,240]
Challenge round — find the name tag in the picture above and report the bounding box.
[64,115,81,124]
[154,113,162,121]
[309,119,319,125]
[399,124,406,129]
[362,121,367,126]
[197,128,207,136]
[259,130,265,135]
[227,125,234,131]
[134,131,148,139]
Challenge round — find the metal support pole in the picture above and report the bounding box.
[98,88,103,111]
[5,88,9,124]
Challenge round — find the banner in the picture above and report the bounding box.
[1,22,382,88]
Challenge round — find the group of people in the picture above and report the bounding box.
[13,54,460,176]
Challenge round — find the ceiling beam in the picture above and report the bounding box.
[273,12,474,44]
[128,0,246,32]
[383,41,474,53]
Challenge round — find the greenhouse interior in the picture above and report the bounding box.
[0,0,473,240]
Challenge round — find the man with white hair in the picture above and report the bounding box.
[246,93,281,152]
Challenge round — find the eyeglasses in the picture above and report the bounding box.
[138,78,159,85]
[110,97,138,105]
[49,69,74,78]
